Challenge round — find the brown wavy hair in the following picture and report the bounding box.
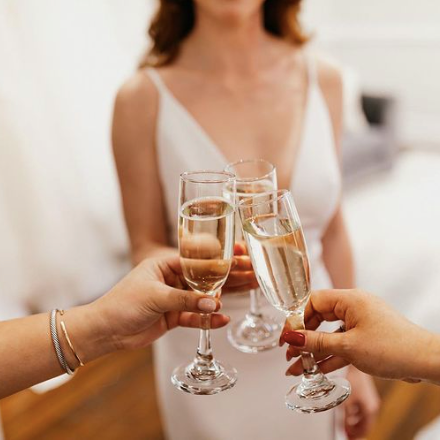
[140,0,308,68]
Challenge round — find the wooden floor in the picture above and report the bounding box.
[2,348,440,440]
[1,349,164,440]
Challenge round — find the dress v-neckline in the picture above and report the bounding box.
[149,67,314,191]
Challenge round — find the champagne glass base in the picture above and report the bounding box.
[171,360,238,395]
[227,315,281,354]
[285,377,351,414]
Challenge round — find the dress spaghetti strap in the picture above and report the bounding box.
[144,68,167,94]
[306,53,318,86]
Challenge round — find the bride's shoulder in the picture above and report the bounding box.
[112,69,162,153]
[314,54,343,98]
[114,70,159,121]
[289,45,343,97]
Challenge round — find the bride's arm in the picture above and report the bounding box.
[111,72,256,292]
[318,58,380,439]
[317,58,356,290]
[112,72,175,265]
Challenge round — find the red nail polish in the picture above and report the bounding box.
[283,331,305,347]
[286,351,292,362]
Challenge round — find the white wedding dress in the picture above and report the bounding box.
[146,56,342,440]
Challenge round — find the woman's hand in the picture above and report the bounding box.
[180,233,257,295]
[282,289,440,383]
[223,243,259,294]
[90,257,230,351]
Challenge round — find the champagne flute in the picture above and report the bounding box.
[171,171,238,395]
[238,190,351,413]
[224,159,282,353]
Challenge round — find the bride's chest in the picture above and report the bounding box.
[158,86,341,238]
[173,89,307,189]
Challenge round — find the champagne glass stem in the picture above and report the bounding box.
[190,313,218,380]
[294,314,333,392]
[287,311,327,378]
[249,289,263,319]
[197,313,213,362]
[300,352,322,376]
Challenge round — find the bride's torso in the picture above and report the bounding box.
[145,50,342,440]
[146,51,341,290]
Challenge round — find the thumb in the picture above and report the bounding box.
[283,330,347,358]
[152,285,220,314]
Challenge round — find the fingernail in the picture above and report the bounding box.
[198,298,216,313]
[279,336,285,347]
[285,369,292,376]
[286,350,293,362]
[283,331,305,347]
[234,243,245,255]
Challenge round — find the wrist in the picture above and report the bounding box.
[60,304,115,367]
[423,332,440,384]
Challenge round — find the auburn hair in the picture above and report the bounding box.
[140,0,308,68]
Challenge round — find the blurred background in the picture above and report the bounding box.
[0,0,439,439]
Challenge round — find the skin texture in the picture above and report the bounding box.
[112,0,378,437]
[0,257,229,399]
[283,289,440,385]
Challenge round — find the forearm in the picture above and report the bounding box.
[420,332,440,385]
[322,211,355,289]
[0,305,112,398]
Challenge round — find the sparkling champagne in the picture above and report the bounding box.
[224,179,275,242]
[242,213,310,313]
[179,197,234,295]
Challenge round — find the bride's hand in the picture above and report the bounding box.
[179,233,258,295]
[223,243,259,294]
[343,367,380,439]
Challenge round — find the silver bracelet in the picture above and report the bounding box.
[50,309,75,375]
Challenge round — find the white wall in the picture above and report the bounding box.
[303,0,440,148]
[0,0,154,317]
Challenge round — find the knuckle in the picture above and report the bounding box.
[370,395,381,413]
[315,332,326,354]
[179,291,190,311]
[371,402,380,415]
[339,335,352,355]
[357,290,376,307]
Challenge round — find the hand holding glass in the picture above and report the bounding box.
[238,190,351,413]
[171,171,238,395]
